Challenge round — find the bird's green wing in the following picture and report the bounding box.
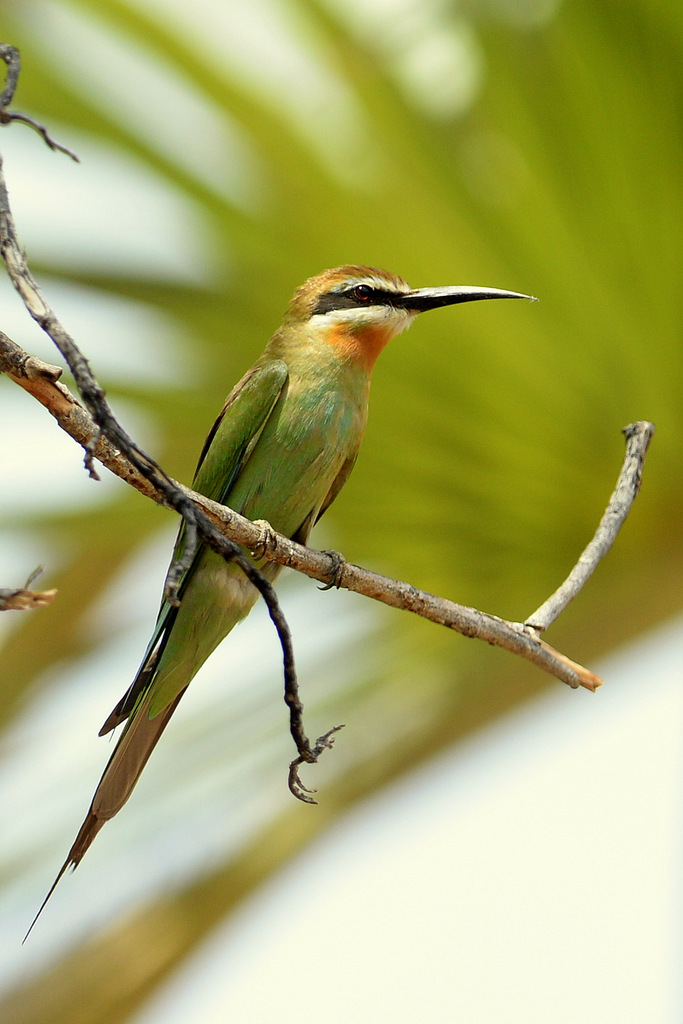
[190,359,287,502]
[315,454,360,525]
[162,357,288,589]
[289,454,360,547]
[99,359,288,734]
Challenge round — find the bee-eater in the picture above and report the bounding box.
[28,265,531,932]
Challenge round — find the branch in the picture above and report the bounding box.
[2,326,652,695]
[0,50,655,799]
[0,567,56,611]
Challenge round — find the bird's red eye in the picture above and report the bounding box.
[353,284,372,302]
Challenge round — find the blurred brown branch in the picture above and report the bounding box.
[0,567,56,611]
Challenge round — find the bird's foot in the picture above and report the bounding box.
[319,549,346,590]
[251,519,278,560]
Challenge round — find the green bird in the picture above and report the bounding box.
[28,265,530,932]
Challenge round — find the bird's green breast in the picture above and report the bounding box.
[227,355,369,538]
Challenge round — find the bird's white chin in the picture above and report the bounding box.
[319,304,416,338]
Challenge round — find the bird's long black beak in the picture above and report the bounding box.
[397,285,536,312]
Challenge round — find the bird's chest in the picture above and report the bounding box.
[278,376,365,454]
[233,371,368,531]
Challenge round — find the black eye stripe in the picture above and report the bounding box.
[311,286,405,316]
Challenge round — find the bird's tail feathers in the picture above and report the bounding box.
[25,686,187,940]
[99,631,168,736]
[99,656,157,735]
[23,811,107,943]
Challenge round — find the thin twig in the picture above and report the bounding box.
[288,725,345,804]
[525,421,655,632]
[0,44,20,109]
[0,45,79,161]
[0,110,80,162]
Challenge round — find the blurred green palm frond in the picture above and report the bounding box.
[0,0,680,1020]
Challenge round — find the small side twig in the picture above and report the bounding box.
[288,726,345,804]
[0,45,79,161]
[525,421,655,633]
[0,567,56,611]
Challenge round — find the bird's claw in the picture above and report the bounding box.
[251,519,278,560]
[319,549,345,590]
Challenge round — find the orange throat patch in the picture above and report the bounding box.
[327,322,395,372]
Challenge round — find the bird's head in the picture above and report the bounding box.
[281,265,533,371]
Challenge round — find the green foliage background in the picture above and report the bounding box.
[0,0,681,1020]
